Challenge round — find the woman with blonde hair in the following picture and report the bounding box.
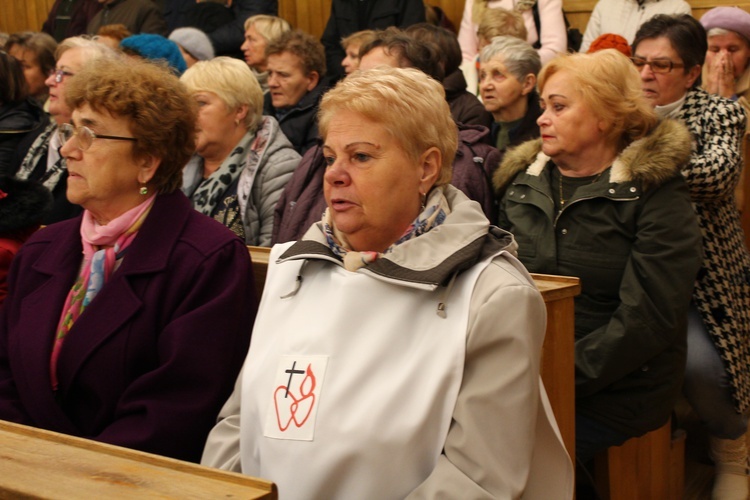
[240,15,291,93]
[458,0,566,66]
[181,57,299,246]
[202,66,573,499]
[339,29,375,75]
[495,49,703,463]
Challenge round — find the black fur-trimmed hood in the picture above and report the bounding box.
[0,177,52,234]
[493,119,693,193]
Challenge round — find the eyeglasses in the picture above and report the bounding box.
[58,123,137,151]
[50,68,75,83]
[630,57,684,74]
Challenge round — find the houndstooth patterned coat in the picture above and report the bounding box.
[677,88,750,413]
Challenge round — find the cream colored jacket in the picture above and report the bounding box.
[202,186,573,499]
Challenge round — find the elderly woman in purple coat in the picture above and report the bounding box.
[0,57,257,463]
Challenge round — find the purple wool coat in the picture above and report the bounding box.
[0,190,257,463]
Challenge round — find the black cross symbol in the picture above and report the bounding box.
[284,361,305,398]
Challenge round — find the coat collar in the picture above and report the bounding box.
[32,191,191,278]
[277,185,516,288]
[16,191,193,413]
[493,118,692,193]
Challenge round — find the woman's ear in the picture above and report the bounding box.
[418,147,442,194]
[521,73,537,96]
[685,64,702,89]
[235,104,249,124]
[137,155,161,185]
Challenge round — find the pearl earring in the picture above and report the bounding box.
[139,185,148,195]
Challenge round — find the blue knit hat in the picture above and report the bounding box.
[120,34,188,75]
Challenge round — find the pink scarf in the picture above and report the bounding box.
[50,195,156,389]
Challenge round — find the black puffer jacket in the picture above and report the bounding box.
[0,99,46,177]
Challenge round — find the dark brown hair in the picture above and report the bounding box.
[0,50,29,104]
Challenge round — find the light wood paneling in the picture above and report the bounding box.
[281,0,330,38]
[6,1,750,49]
[0,0,55,35]
[427,0,467,31]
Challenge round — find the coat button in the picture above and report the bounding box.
[608,188,615,194]
[509,190,515,196]
[520,194,526,199]
[630,187,637,192]
[561,228,568,235]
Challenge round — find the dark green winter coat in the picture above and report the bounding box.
[495,119,703,437]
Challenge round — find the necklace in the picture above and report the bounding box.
[558,169,605,208]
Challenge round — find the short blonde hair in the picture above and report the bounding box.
[341,29,376,50]
[477,8,528,43]
[243,15,291,43]
[181,56,264,134]
[319,67,458,186]
[538,50,658,149]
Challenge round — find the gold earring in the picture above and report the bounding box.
[139,185,148,195]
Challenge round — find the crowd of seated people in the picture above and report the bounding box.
[1,2,750,498]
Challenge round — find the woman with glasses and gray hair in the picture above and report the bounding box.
[12,37,116,224]
[0,56,257,464]
[632,14,750,499]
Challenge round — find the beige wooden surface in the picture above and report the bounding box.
[248,245,580,465]
[0,419,276,499]
[535,273,579,467]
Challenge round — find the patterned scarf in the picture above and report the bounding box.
[16,123,67,191]
[323,187,450,271]
[185,131,255,216]
[49,195,155,390]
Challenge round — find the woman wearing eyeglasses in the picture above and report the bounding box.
[633,15,750,498]
[0,56,257,464]
[13,37,115,224]
[494,49,703,464]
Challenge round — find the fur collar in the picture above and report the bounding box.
[493,119,692,193]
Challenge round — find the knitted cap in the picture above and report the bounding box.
[169,27,215,62]
[700,7,750,43]
[120,34,187,75]
[587,33,632,57]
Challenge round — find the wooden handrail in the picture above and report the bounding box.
[0,419,276,498]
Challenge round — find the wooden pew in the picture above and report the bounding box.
[0,419,276,499]
[248,246,580,466]
[594,419,685,500]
